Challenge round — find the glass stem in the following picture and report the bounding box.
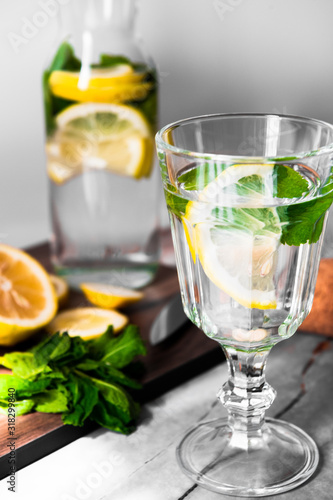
[219,346,276,441]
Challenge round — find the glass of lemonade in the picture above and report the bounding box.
[156,113,333,496]
[43,0,159,289]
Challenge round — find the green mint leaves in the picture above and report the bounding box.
[272,164,309,198]
[273,164,333,245]
[0,326,146,434]
[165,161,333,246]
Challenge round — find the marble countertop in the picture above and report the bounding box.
[0,332,332,500]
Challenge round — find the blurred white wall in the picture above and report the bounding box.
[1,0,333,248]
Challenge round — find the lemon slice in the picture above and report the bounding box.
[49,275,69,308]
[81,283,143,309]
[47,102,153,183]
[184,164,282,309]
[49,65,152,103]
[0,245,57,345]
[46,307,128,339]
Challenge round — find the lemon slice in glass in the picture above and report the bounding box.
[49,65,152,103]
[46,307,128,339]
[47,102,153,183]
[184,164,282,309]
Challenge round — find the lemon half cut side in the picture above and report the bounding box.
[184,164,282,310]
[0,245,57,346]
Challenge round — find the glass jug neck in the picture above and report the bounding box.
[61,0,137,33]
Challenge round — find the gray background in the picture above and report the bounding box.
[1,0,333,249]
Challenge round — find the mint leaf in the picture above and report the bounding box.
[93,54,132,68]
[90,397,134,434]
[101,326,146,368]
[62,373,99,426]
[34,387,69,413]
[33,332,72,364]
[33,333,88,367]
[0,398,34,417]
[164,186,188,219]
[274,167,333,245]
[0,352,52,380]
[178,162,226,191]
[0,375,52,399]
[43,41,81,135]
[277,190,333,245]
[93,365,142,390]
[88,376,139,424]
[88,325,146,368]
[48,41,81,73]
[273,164,309,198]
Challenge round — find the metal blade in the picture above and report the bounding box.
[149,293,189,345]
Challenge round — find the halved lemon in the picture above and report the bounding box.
[46,307,128,339]
[49,65,152,103]
[49,274,69,308]
[0,245,57,345]
[46,102,154,183]
[81,283,143,309]
[184,164,282,309]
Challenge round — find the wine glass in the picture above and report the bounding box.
[155,113,333,497]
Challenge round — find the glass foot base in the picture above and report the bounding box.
[176,417,319,497]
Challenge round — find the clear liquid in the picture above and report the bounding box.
[166,163,329,350]
[50,168,160,289]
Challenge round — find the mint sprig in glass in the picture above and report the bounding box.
[156,113,333,497]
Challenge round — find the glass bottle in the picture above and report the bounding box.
[42,0,159,289]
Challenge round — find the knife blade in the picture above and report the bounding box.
[149,293,190,345]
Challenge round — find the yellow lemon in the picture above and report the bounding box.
[46,307,128,339]
[49,274,69,308]
[81,283,143,309]
[47,102,154,183]
[49,65,152,103]
[0,245,57,345]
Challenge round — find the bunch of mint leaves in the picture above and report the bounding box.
[162,161,333,246]
[0,325,146,434]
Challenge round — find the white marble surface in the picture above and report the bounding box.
[0,333,332,500]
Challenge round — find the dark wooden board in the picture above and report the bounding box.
[0,243,221,478]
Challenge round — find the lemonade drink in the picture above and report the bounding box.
[43,42,159,288]
[159,158,333,349]
[156,114,333,496]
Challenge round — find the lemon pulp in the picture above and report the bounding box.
[0,245,57,345]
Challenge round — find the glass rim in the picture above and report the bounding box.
[155,112,333,162]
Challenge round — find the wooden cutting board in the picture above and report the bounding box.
[0,243,332,478]
[0,243,221,478]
